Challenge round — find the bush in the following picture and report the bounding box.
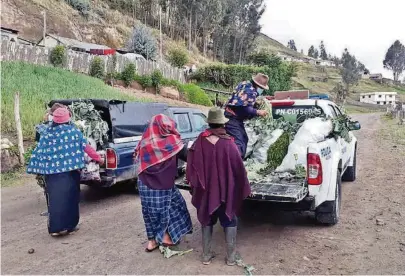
[121,63,136,86]
[89,57,105,79]
[191,62,295,95]
[151,69,164,89]
[247,51,282,68]
[168,47,189,68]
[65,0,90,15]
[134,74,153,88]
[179,84,213,107]
[50,45,66,67]
[127,24,158,60]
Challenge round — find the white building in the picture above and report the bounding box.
[360,92,397,105]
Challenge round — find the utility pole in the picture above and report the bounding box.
[133,0,135,22]
[159,6,162,62]
[41,10,46,46]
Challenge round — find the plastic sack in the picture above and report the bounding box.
[81,162,101,181]
[251,129,284,164]
[276,117,332,172]
[245,126,259,158]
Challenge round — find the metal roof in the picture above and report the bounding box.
[44,34,111,51]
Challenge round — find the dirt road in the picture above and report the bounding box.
[2,113,404,275]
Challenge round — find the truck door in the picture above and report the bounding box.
[328,104,351,171]
[172,112,194,170]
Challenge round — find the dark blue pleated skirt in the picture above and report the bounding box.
[225,118,248,158]
[44,171,80,234]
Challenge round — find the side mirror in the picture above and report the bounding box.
[348,121,361,131]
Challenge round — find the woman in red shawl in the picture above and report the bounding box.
[134,114,192,252]
[186,107,251,266]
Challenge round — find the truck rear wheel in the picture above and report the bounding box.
[342,147,357,182]
[315,173,341,226]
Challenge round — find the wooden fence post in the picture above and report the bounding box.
[14,92,25,165]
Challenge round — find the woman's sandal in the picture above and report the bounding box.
[145,245,159,253]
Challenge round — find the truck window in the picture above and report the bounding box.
[272,106,323,123]
[193,113,208,132]
[174,113,192,133]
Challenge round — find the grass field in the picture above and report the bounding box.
[380,115,405,147]
[1,62,148,139]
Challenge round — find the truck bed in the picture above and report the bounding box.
[175,176,308,203]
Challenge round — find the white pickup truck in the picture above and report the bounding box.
[176,99,361,226]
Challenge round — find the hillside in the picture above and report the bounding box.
[3,0,405,101]
[292,63,405,101]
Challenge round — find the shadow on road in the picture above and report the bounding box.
[240,200,318,228]
[79,181,138,204]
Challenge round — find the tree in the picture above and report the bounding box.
[168,47,189,68]
[339,48,362,103]
[331,55,341,68]
[313,49,319,59]
[127,24,158,60]
[248,51,282,67]
[308,45,315,57]
[300,49,304,54]
[319,40,328,60]
[287,39,297,51]
[383,40,405,82]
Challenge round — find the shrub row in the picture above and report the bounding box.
[191,62,296,94]
[118,66,212,107]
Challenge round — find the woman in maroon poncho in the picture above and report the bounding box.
[186,107,251,266]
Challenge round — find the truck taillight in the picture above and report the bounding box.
[106,148,117,169]
[307,153,322,185]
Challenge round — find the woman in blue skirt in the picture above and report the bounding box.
[27,107,103,236]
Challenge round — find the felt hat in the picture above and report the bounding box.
[252,73,270,90]
[207,107,229,124]
[52,107,71,124]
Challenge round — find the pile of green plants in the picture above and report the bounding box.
[244,99,354,181]
[69,101,109,146]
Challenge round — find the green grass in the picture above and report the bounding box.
[380,115,405,146]
[0,167,27,188]
[1,61,149,139]
[254,33,305,58]
[292,63,405,99]
[344,105,376,114]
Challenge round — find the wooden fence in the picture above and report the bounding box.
[0,39,185,83]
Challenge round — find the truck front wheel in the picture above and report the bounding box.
[315,173,342,226]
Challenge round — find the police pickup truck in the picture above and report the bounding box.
[176,99,361,226]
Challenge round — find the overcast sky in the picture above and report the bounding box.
[260,0,405,78]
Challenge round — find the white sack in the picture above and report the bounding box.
[251,129,284,164]
[276,117,333,172]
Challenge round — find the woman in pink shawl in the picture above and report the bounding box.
[186,107,251,266]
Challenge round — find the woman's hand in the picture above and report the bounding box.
[257,109,269,117]
[98,157,105,166]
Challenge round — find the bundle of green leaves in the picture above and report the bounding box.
[69,101,109,146]
[244,98,353,181]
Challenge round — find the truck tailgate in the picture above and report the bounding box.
[175,177,308,203]
[249,181,308,202]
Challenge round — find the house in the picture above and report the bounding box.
[369,73,383,83]
[360,92,397,105]
[1,26,19,42]
[37,33,114,54]
[1,26,33,45]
